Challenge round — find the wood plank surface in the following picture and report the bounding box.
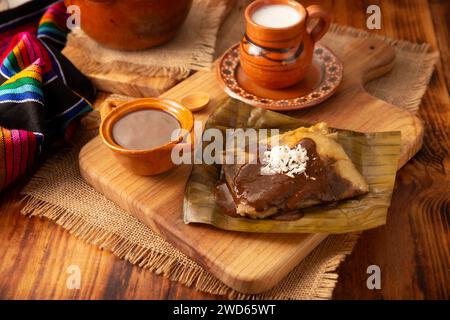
[0,0,448,299]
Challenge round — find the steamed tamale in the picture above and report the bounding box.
[220,123,369,219]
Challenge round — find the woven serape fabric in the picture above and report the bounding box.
[0,0,95,191]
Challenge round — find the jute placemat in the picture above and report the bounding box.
[20,20,438,298]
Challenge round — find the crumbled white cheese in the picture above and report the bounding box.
[260,144,309,178]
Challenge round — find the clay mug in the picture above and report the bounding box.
[239,0,331,89]
[99,98,194,176]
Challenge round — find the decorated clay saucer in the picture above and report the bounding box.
[217,43,343,111]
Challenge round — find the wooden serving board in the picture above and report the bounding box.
[79,38,423,294]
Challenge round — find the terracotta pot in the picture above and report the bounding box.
[65,0,193,50]
[99,98,194,175]
[239,0,331,89]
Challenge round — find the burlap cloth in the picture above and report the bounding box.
[20,3,438,299]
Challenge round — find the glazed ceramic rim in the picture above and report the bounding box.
[100,98,194,155]
[216,43,343,111]
[245,0,307,31]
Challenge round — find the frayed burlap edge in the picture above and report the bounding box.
[328,24,439,115]
[63,39,192,81]
[20,149,360,299]
[187,2,226,71]
[20,194,359,300]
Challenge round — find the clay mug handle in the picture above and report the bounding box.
[306,5,331,43]
[100,99,124,121]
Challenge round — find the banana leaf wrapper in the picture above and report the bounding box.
[183,99,401,233]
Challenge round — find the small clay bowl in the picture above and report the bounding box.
[181,92,210,112]
[99,98,193,175]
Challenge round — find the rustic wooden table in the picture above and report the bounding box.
[0,0,448,299]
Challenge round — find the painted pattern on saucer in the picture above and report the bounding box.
[217,43,343,111]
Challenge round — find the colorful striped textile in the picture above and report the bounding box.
[37,1,69,46]
[0,1,95,191]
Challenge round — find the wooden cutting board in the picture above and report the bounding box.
[79,38,423,294]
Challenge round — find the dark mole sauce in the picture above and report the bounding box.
[216,138,352,219]
[215,183,304,220]
[216,183,240,218]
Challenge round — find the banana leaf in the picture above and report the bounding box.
[183,98,401,233]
